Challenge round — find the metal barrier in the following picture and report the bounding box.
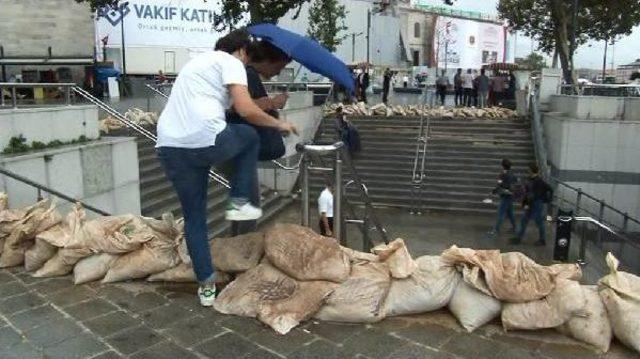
[409,87,436,214]
[0,166,110,216]
[559,83,640,97]
[0,82,76,108]
[297,141,389,250]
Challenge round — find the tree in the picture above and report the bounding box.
[306,0,348,52]
[498,0,640,84]
[74,0,311,29]
[516,53,547,70]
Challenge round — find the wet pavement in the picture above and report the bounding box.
[0,203,637,359]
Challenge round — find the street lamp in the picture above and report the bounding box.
[349,32,364,62]
[120,2,129,79]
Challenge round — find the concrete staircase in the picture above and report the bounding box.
[313,116,535,214]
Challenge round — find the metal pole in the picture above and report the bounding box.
[352,33,356,63]
[0,46,6,82]
[570,0,579,81]
[65,86,71,106]
[366,9,371,64]
[120,5,127,78]
[334,151,344,246]
[623,213,629,233]
[301,154,310,227]
[273,167,278,195]
[575,188,582,215]
[598,200,606,242]
[11,86,17,108]
[602,40,608,84]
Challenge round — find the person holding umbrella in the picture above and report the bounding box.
[156,29,297,306]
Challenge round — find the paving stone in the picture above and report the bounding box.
[194,331,261,359]
[244,348,283,359]
[64,298,118,321]
[43,333,107,359]
[9,304,64,331]
[370,317,413,332]
[386,343,457,359]
[129,340,199,359]
[0,326,23,348]
[24,317,85,347]
[219,315,269,337]
[165,290,220,317]
[304,321,364,345]
[603,343,640,359]
[13,271,48,285]
[101,288,168,313]
[84,311,139,337]
[0,292,45,314]
[0,315,7,327]
[495,346,549,359]
[536,342,602,359]
[287,339,348,359]
[91,351,124,359]
[28,277,74,294]
[162,315,226,347]
[394,323,457,349]
[341,328,410,358]
[0,341,42,359]
[441,334,508,359]
[0,281,29,299]
[47,286,95,307]
[248,327,316,356]
[0,270,15,284]
[140,303,197,329]
[5,266,25,275]
[105,325,163,355]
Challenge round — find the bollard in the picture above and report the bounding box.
[300,155,310,227]
[554,209,573,262]
[334,151,344,246]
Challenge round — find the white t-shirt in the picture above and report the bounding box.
[463,73,474,89]
[318,188,333,218]
[156,51,248,148]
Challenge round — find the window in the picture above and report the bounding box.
[414,22,421,38]
[412,50,420,67]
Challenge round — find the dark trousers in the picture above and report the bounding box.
[437,85,447,105]
[463,88,473,106]
[517,199,547,243]
[382,85,390,104]
[157,123,259,284]
[494,196,516,232]
[454,88,463,106]
[319,217,334,236]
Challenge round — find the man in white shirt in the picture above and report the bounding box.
[318,185,334,237]
[462,69,474,106]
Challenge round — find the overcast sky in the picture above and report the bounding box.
[417,0,640,69]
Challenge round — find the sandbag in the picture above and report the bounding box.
[264,224,350,283]
[384,255,460,316]
[73,253,120,284]
[214,261,336,334]
[549,263,583,281]
[598,253,640,354]
[0,192,7,211]
[315,262,390,323]
[442,246,556,303]
[372,238,417,279]
[502,279,587,331]
[557,285,612,353]
[64,214,154,253]
[102,236,179,283]
[24,238,58,272]
[211,232,264,272]
[448,280,502,333]
[33,247,92,277]
[340,246,379,263]
[147,263,196,282]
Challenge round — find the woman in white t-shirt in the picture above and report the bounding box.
[156,29,298,307]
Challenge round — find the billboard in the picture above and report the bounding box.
[95,0,232,50]
[432,16,506,70]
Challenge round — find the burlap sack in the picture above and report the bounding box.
[147,263,196,283]
[549,263,583,281]
[448,280,502,333]
[264,224,350,283]
[372,238,417,279]
[33,247,92,277]
[214,261,336,334]
[442,246,556,303]
[64,214,154,253]
[24,238,58,272]
[315,262,390,323]
[557,285,612,353]
[502,279,587,331]
[73,253,120,284]
[598,253,640,354]
[0,192,7,211]
[384,255,460,316]
[340,246,379,263]
[211,232,264,272]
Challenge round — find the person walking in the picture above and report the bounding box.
[360,66,370,104]
[382,68,392,104]
[511,163,553,246]
[462,69,474,106]
[492,72,506,106]
[156,29,297,307]
[403,74,409,88]
[436,70,450,106]
[454,68,463,107]
[318,184,334,237]
[487,159,518,238]
[472,70,479,107]
[477,69,490,108]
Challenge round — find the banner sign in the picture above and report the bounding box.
[433,16,506,70]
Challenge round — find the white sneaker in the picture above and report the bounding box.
[225,203,263,221]
[198,284,216,307]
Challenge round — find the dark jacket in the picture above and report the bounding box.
[336,116,361,155]
[523,175,553,206]
[493,170,518,198]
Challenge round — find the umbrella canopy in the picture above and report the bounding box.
[247,23,355,94]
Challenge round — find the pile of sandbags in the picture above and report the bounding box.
[324,102,518,119]
[99,108,158,133]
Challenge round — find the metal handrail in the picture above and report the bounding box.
[1,82,76,108]
[0,166,110,216]
[71,86,231,188]
[409,87,434,213]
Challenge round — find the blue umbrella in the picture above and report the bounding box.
[247,23,355,94]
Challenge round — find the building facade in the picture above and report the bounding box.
[617,59,640,84]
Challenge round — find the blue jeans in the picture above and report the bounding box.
[494,196,516,233]
[157,123,259,284]
[517,199,546,242]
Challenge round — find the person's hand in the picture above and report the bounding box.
[272,92,289,109]
[277,121,299,136]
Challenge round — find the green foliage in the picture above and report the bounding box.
[516,53,547,70]
[307,0,348,52]
[631,72,640,81]
[2,135,92,155]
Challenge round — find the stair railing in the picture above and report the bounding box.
[72,86,231,188]
[0,166,110,216]
[409,86,434,214]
